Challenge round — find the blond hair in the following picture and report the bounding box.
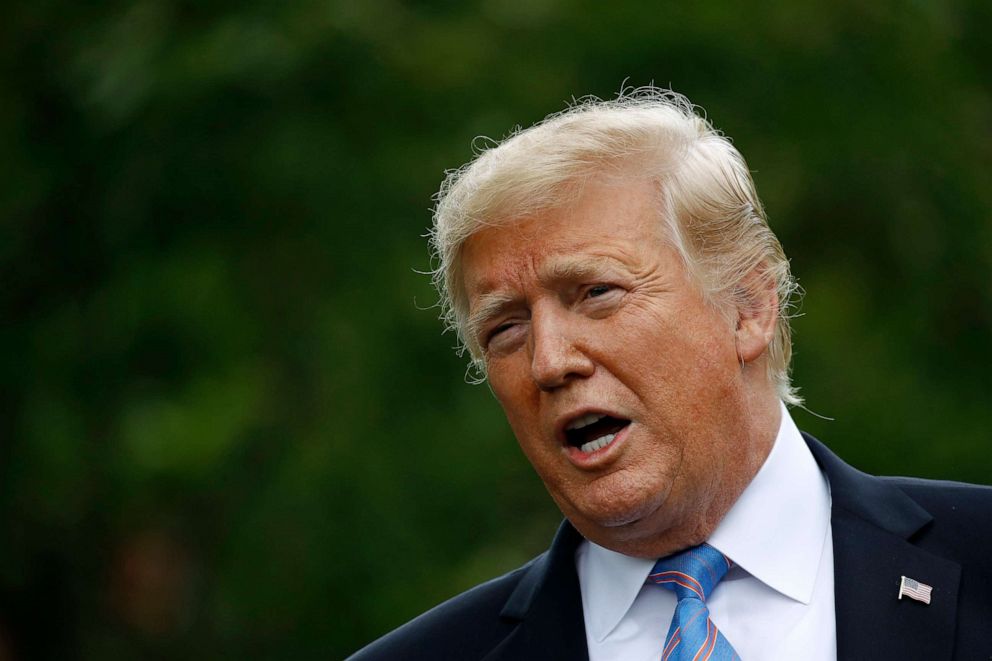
[430,87,802,404]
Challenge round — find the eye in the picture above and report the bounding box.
[483,320,520,349]
[586,284,613,298]
[489,322,515,340]
[577,283,624,318]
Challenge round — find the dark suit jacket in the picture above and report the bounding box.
[349,434,992,660]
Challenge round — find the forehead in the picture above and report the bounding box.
[460,178,666,296]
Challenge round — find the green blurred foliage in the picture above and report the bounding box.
[1,0,990,658]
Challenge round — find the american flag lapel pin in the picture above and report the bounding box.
[898,575,933,605]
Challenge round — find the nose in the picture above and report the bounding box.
[529,307,595,391]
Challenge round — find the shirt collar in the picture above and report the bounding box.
[575,404,831,643]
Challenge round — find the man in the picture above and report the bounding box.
[350,89,992,660]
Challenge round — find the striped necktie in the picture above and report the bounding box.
[647,543,741,661]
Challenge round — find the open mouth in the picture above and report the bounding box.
[564,413,631,454]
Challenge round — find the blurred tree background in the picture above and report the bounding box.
[1,0,990,658]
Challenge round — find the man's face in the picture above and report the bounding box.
[460,178,768,556]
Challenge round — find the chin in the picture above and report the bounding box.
[562,478,674,533]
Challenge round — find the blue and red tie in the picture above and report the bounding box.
[647,543,742,661]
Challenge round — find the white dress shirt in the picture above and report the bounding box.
[576,405,836,660]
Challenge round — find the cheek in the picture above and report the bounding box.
[489,363,531,413]
[488,363,544,443]
[630,318,735,388]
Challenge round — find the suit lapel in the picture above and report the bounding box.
[806,434,960,660]
[483,523,589,661]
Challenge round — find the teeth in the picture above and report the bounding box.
[579,433,616,454]
[566,413,606,431]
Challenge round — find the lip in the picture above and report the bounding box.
[555,408,623,442]
[561,411,634,470]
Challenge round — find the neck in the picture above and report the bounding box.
[596,388,783,559]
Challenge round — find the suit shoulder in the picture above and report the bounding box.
[346,553,545,661]
[881,474,992,514]
[883,475,992,558]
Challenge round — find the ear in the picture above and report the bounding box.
[734,263,779,365]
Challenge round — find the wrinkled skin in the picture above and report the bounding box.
[460,177,781,558]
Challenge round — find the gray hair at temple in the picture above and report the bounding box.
[429,87,803,405]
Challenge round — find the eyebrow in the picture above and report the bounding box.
[543,255,619,282]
